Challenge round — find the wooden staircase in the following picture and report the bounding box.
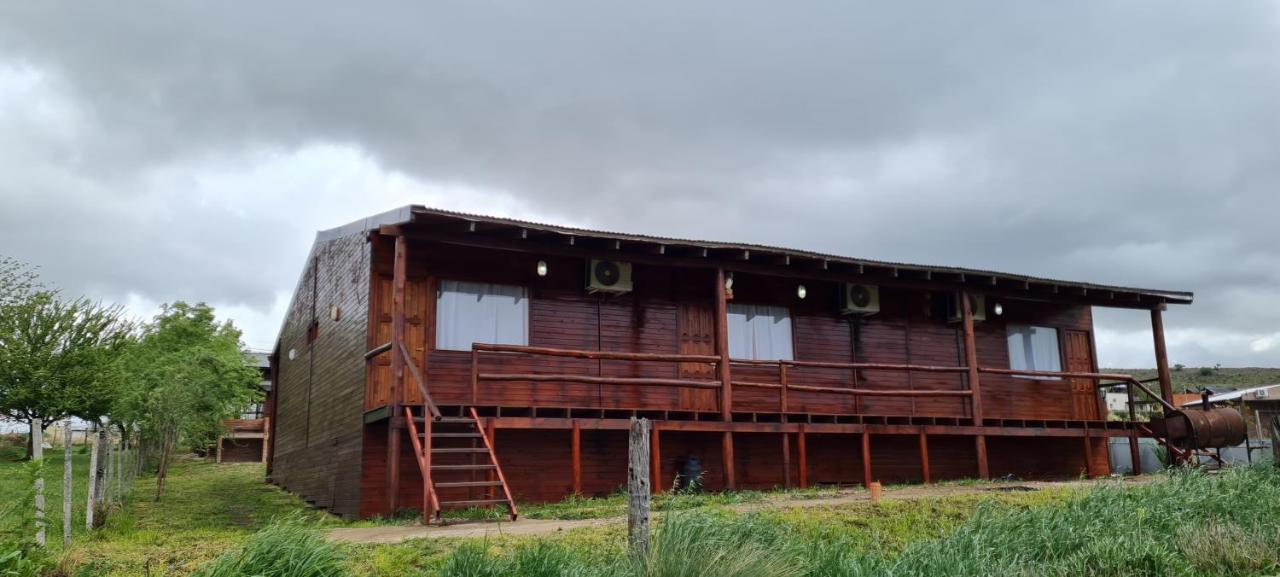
[404,406,518,524]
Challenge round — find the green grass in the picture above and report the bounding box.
[9,447,1280,576]
[58,457,334,576]
[1108,366,1280,393]
[417,467,1280,577]
[0,448,101,554]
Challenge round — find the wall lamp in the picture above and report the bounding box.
[797,284,807,299]
[536,260,548,277]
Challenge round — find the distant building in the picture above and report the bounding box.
[215,352,273,463]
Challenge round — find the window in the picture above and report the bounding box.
[435,280,529,351]
[1006,324,1061,378]
[240,403,264,420]
[727,304,793,361]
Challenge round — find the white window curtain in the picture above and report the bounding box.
[435,280,529,351]
[1006,324,1061,379]
[727,304,794,361]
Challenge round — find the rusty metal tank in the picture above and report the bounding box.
[1161,407,1246,450]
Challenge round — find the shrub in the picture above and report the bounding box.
[191,518,345,577]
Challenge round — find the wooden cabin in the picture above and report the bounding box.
[266,206,1192,521]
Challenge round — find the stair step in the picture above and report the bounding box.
[431,464,496,471]
[417,416,476,424]
[435,480,504,488]
[438,499,509,508]
[431,447,489,454]
[424,433,482,438]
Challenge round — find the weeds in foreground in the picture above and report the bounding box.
[191,517,346,577]
[432,466,1280,577]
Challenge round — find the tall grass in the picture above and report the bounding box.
[191,517,346,577]
[437,466,1280,577]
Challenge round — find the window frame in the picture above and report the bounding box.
[432,279,532,352]
[725,301,797,362]
[1005,323,1063,380]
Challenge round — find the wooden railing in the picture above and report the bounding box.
[470,343,722,405]
[365,341,442,419]
[471,343,977,414]
[730,358,973,414]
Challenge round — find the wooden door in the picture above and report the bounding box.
[370,275,429,408]
[1064,330,1100,420]
[677,302,718,412]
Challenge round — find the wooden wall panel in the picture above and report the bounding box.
[271,232,371,519]
[371,242,1100,423]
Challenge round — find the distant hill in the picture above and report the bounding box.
[1103,367,1280,393]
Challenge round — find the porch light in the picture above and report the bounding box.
[797,284,807,299]
[536,260,548,277]
[994,302,1004,316]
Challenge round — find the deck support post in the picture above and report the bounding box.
[781,433,792,489]
[651,425,662,493]
[1126,386,1141,475]
[1151,307,1175,409]
[1151,305,1177,466]
[861,432,873,487]
[715,268,732,421]
[721,431,736,490]
[387,235,407,513]
[571,420,582,495]
[1082,424,1094,478]
[960,291,989,479]
[918,431,931,484]
[714,268,736,490]
[798,424,808,488]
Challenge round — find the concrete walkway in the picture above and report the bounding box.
[328,477,1144,545]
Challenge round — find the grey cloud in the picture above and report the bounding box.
[1,1,1279,366]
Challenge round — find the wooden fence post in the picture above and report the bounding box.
[105,429,115,507]
[63,422,72,548]
[32,418,45,547]
[85,423,99,530]
[628,418,651,561]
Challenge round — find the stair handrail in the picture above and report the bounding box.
[469,407,519,521]
[399,342,442,420]
[402,406,440,521]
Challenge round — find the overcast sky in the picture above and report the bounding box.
[0,2,1277,368]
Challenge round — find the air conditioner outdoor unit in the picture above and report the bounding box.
[586,259,633,294]
[946,293,986,323]
[839,283,880,315]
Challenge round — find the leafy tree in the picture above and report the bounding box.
[0,257,41,307]
[0,284,132,458]
[116,302,260,500]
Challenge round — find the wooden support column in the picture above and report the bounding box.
[387,235,407,513]
[571,420,582,495]
[715,268,732,421]
[798,424,809,489]
[722,431,736,490]
[1151,307,1175,410]
[1082,424,1094,478]
[782,433,792,489]
[714,268,735,490]
[861,432,873,487]
[960,291,989,479]
[651,425,662,493]
[918,431,931,484]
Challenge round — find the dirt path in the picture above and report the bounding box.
[328,476,1150,545]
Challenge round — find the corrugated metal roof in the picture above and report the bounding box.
[1181,384,1280,406]
[274,204,1193,351]
[384,205,1193,305]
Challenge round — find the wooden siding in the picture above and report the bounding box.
[366,242,1097,423]
[270,232,371,519]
